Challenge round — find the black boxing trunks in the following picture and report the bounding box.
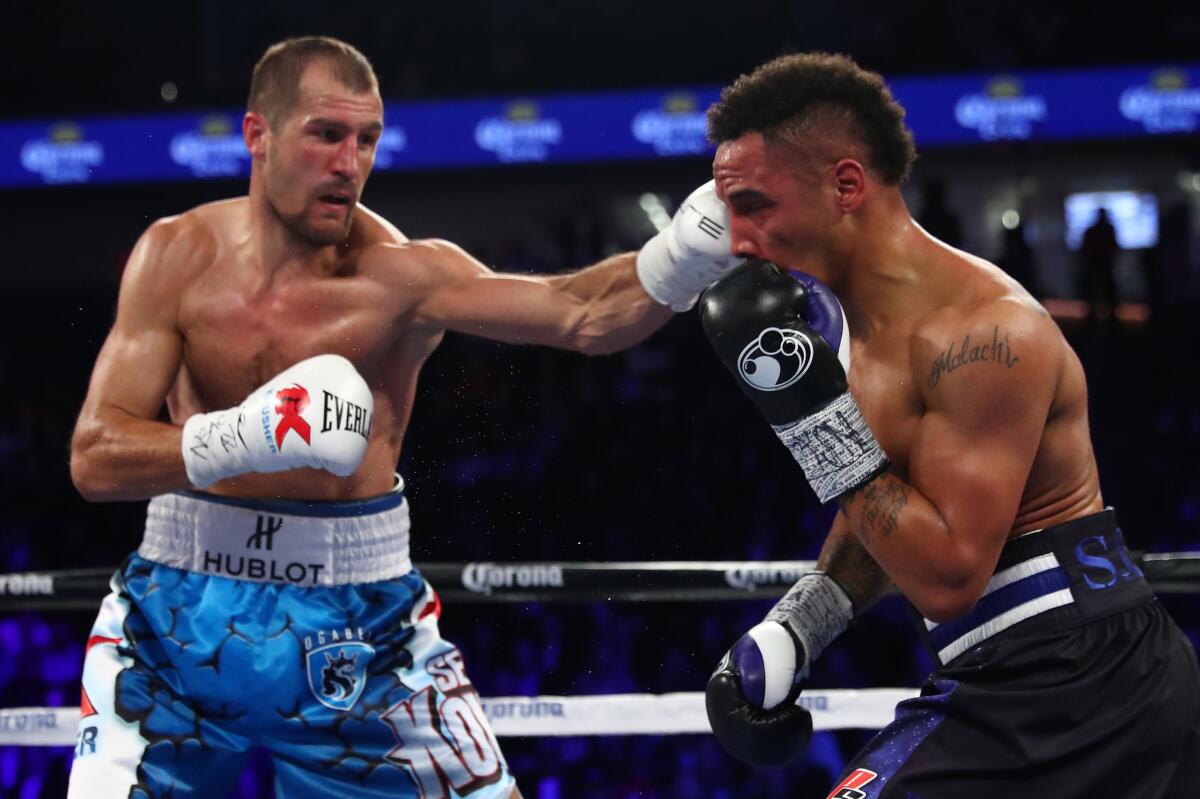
[826,509,1200,799]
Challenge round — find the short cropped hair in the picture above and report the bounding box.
[708,53,916,185]
[248,36,378,128]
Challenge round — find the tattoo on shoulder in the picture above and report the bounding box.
[928,324,1020,388]
[856,476,908,541]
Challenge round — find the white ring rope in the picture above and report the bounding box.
[0,689,918,747]
[6,553,1196,747]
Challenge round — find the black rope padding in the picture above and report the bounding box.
[0,555,1197,611]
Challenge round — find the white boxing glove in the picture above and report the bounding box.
[636,180,740,312]
[181,354,373,489]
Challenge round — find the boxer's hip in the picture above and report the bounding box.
[137,474,412,587]
[857,600,1200,799]
[846,510,1200,798]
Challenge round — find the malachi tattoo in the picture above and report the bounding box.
[928,325,1020,388]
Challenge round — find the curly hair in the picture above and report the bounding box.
[248,36,378,129]
[707,53,916,185]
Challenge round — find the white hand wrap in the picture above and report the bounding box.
[772,392,889,503]
[181,354,373,489]
[763,572,854,681]
[636,180,740,311]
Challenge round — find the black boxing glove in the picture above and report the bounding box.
[699,260,888,503]
[705,650,814,768]
[705,571,853,768]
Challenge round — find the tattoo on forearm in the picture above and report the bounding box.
[855,476,909,542]
[928,325,1020,387]
[817,530,892,614]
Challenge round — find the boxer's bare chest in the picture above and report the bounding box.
[177,255,405,409]
[847,335,924,477]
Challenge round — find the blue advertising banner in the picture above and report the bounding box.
[1,64,1195,189]
[892,64,1200,145]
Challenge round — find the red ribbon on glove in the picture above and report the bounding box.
[274,385,312,448]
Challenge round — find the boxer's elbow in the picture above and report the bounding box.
[69,425,114,502]
[912,589,978,625]
[907,562,989,624]
[902,542,984,623]
[70,445,104,502]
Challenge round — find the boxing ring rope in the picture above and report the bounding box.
[2,554,1198,747]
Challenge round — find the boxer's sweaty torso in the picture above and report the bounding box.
[159,197,441,500]
[829,249,1200,799]
[844,248,1103,539]
[70,200,525,799]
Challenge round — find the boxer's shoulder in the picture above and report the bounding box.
[350,202,408,245]
[909,290,1060,400]
[357,237,485,292]
[120,203,226,306]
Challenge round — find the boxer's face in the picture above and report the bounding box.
[713,133,842,280]
[262,62,383,246]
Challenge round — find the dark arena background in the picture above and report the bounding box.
[2,2,1200,796]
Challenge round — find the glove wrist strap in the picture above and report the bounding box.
[181,408,246,489]
[772,391,889,503]
[636,230,701,312]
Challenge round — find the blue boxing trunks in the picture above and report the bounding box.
[67,480,515,799]
[826,509,1200,799]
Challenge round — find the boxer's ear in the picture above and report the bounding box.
[244,111,269,161]
[831,159,866,213]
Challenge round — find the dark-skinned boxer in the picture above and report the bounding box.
[697,52,1200,799]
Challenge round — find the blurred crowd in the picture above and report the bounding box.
[7,1,1200,118]
[2,190,1200,797]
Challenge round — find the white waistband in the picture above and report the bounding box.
[138,488,412,587]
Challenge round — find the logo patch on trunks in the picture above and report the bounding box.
[827,768,878,799]
[306,641,375,711]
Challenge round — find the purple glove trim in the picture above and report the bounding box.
[786,270,845,357]
[729,633,767,708]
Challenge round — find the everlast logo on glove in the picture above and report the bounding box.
[321,390,371,440]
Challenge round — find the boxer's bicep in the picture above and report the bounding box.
[409,239,603,349]
[908,307,1058,566]
[71,224,195,499]
[86,323,182,421]
[419,249,667,353]
[432,275,581,344]
[79,224,184,424]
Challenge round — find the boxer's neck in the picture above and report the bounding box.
[833,192,959,340]
[246,176,343,282]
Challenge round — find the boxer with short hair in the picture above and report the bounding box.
[66,35,735,798]
[699,53,1200,797]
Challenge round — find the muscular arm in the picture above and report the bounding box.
[70,220,192,501]
[816,512,893,617]
[405,240,673,354]
[836,303,1058,622]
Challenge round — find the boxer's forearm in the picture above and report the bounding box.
[546,252,673,355]
[816,519,893,617]
[837,473,988,623]
[70,409,192,501]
